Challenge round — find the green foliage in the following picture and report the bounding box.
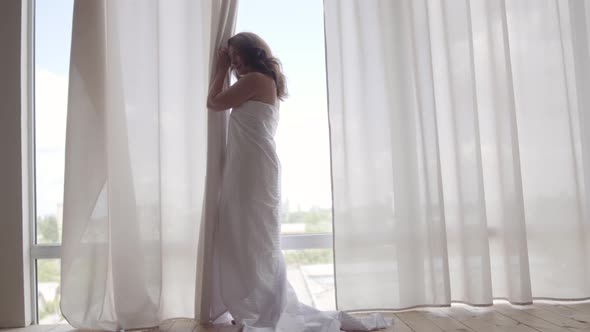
[283,249,333,266]
[37,259,60,283]
[282,208,334,265]
[37,215,60,243]
[39,298,59,321]
[284,208,333,233]
[37,259,61,322]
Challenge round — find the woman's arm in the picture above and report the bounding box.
[207,48,261,112]
[207,72,226,106]
[207,48,231,111]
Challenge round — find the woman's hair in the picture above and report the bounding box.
[228,32,288,100]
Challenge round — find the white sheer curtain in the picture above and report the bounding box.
[61,0,236,329]
[325,0,590,311]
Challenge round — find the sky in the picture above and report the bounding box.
[35,0,74,218]
[35,0,332,217]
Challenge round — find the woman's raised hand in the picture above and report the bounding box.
[217,47,231,72]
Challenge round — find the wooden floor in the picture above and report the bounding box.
[3,301,590,332]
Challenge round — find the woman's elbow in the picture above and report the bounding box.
[207,99,227,112]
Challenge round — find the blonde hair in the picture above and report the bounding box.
[228,32,288,100]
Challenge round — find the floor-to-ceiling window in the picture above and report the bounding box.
[30,1,334,325]
[32,0,74,324]
[236,0,335,310]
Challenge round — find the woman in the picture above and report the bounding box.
[207,32,390,332]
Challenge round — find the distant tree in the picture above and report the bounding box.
[37,259,59,282]
[37,215,59,243]
[281,208,334,265]
[284,249,333,266]
[284,208,332,233]
[37,258,61,322]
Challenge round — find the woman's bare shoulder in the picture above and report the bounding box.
[242,71,274,85]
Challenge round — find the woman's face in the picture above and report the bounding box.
[229,45,249,76]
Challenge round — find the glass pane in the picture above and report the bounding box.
[36,259,65,324]
[283,249,336,310]
[34,0,74,244]
[236,0,333,234]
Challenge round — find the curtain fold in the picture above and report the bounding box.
[196,0,238,324]
[61,1,237,329]
[324,0,590,311]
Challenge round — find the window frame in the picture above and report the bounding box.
[26,0,41,324]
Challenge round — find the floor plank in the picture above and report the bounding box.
[415,309,473,332]
[440,307,481,322]
[461,306,520,326]
[397,311,445,332]
[493,303,571,332]
[562,304,590,315]
[158,319,176,332]
[167,319,198,332]
[442,306,538,332]
[536,304,590,326]
[0,325,56,332]
[444,306,517,326]
[194,323,220,332]
[5,303,590,332]
[45,325,77,332]
[379,312,414,332]
[214,326,239,332]
[522,306,590,330]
